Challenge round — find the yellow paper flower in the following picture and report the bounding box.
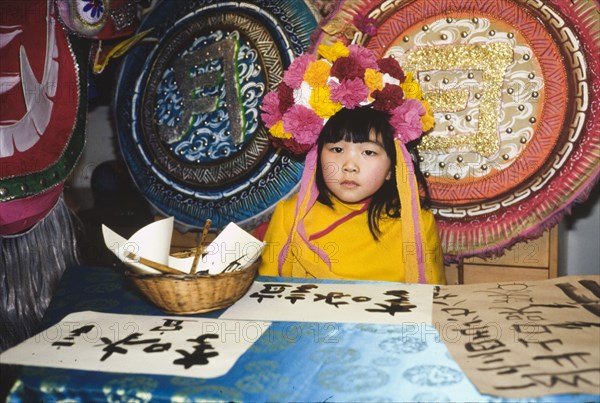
[401,72,423,100]
[310,86,342,118]
[364,68,384,93]
[420,100,435,132]
[304,60,331,87]
[269,120,291,139]
[318,41,350,63]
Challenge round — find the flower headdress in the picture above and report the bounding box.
[261,41,435,283]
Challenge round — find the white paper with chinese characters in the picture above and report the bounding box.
[0,311,270,378]
[220,281,434,325]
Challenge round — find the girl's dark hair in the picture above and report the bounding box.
[315,106,431,240]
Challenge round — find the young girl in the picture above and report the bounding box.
[259,41,446,284]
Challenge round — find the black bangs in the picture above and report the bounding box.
[317,106,395,146]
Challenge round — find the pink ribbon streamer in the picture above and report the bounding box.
[398,142,427,283]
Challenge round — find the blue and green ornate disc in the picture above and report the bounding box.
[115,0,319,230]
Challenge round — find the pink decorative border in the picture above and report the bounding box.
[312,0,600,261]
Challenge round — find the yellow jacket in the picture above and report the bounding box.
[259,195,446,284]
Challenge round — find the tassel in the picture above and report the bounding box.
[0,196,80,352]
[395,141,427,283]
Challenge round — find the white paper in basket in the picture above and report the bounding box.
[102,217,265,275]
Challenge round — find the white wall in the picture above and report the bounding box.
[70,106,117,189]
[559,187,600,276]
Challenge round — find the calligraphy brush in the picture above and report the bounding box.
[125,252,186,275]
[190,219,211,274]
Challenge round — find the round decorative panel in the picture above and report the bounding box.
[314,0,599,260]
[115,0,319,230]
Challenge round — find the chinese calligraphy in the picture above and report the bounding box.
[250,283,415,315]
[222,281,434,325]
[433,276,600,398]
[3,312,271,379]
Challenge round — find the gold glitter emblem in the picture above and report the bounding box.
[403,42,513,157]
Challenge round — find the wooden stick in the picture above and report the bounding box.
[125,252,185,275]
[190,219,212,274]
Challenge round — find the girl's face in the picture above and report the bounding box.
[320,130,392,204]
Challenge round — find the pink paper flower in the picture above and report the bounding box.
[282,105,323,145]
[330,78,370,109]
[259,41,434,155]
[390,98,426,143]
[283,54,314,89]
[347,44,378,70]
[261,92,282,127]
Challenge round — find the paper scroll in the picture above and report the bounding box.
[433,275,600,398]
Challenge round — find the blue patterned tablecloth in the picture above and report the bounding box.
[4,265,599,402]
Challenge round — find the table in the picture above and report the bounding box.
[3,265,599,402]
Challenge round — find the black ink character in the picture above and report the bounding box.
[98,333,161,361]
[313,292,352,308]
[555,280,600,317]
[151,318,195,335]
[365,290,416,315]
[478,282,533,304]
[174,333,219,369]
[52,324,96,348]
[432,288,459,306]
[285,284,318,304]
[249,283,294,302]
[223,255,247,272]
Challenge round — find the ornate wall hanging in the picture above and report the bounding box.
[55,0,138,39]
[0,1,88,235]
[0,0,89,353]
[114,0,319,231]
[313,0,600,261]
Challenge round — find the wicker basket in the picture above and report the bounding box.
[125,259,259,314]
